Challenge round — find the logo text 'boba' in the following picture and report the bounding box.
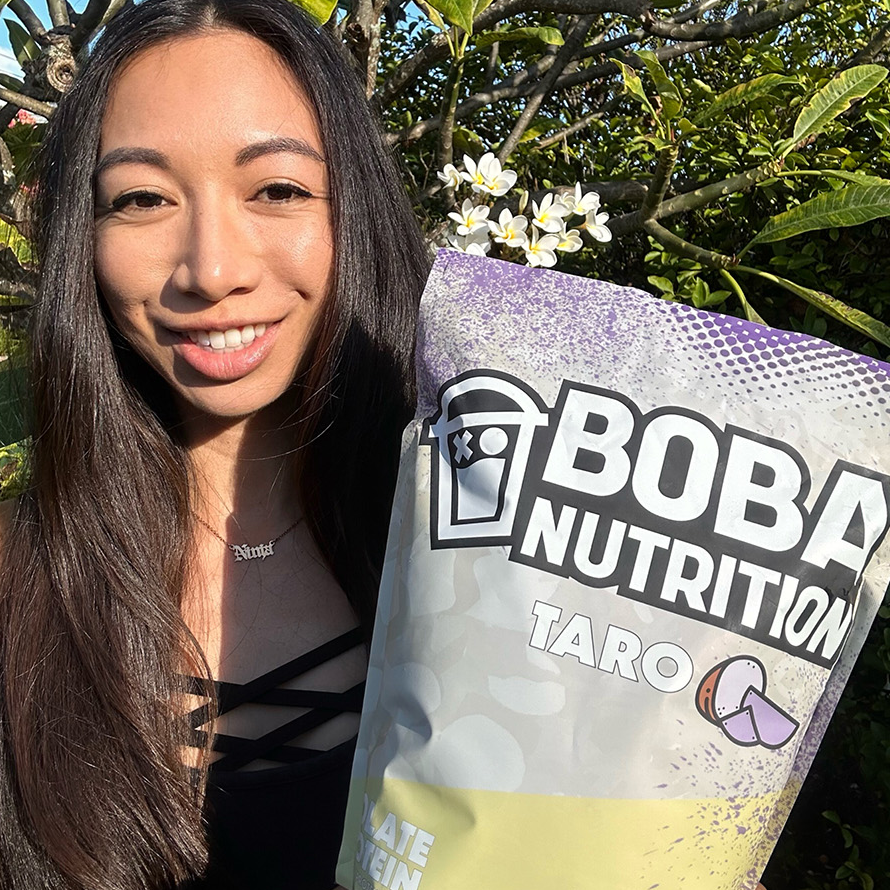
[421,370,890,668]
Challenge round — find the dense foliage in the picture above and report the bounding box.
[1,1,889,887]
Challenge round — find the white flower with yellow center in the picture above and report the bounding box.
[461,153,517,197]
[584,206,613,243]
[448,228,491,256]
[448,198,490,235]
[561,182,602,217]
[437,163,462,189]
[488,209,529,247]
[531,193,571,233]
[555,225,583,253]
[524,228,560,267]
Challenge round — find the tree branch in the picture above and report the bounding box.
[574,0,723,60]
[388,52,560,143]
[555,39,711,90]
[640,144,678,219]
[387,35,715,144]
[0,87,54,118]
[641,217,736,268]
[535,94,618,147]
[47,0,70,28]
[846,21,890,68]
[376,0,648,105]
[8,0,48,44]
[610,161,781,236]
[70,0,114,50]
[497,15,596,163]
[642,0,825,41]
[484,41,500,89]
[437,52,467,172]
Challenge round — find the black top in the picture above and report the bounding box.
[181,628,365,890]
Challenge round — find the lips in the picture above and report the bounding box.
[171,320,281,381]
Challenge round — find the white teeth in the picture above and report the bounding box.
[184,324,268,352]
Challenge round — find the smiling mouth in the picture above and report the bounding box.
[181,323,268,353]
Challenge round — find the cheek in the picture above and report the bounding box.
[263,214,336,299]
[94,243,157,351]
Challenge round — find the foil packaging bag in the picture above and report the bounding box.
[337,250,890,890]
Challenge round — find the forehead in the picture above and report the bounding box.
[100,29,321,155]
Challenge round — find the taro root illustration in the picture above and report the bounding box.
[695,656,799,749]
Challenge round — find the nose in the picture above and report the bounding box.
[170,198,263,302]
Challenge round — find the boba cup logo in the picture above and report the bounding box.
[423,371,549,547]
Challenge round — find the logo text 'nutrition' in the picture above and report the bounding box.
[422,370,890,668]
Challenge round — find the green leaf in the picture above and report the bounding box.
[426,0,492,34]
[737,266,890,347]
[693,74,797,124]
[518,116,561,143]
[5,21,38,66]
[815,170,890,187]
[789,65,888,146]
[421,1,447,30]
[747,185,890,248]
[0,439,29,500]
[0,220,33,266]
[647,275,674,294]
[474,27,564,48]
[0,72,24,92]
[614,60,658,122]
[635,50,682,120]
[287,0,338,23]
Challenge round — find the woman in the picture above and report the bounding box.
[0,0,429,887]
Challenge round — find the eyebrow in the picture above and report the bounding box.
[94,146,169,179]
[235,136,325,166]
[94,137,325,179]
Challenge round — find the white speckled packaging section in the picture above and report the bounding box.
[337,251,890,890]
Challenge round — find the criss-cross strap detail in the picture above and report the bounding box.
[184,627,365,771]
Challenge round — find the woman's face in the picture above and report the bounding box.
[94,29,334,420]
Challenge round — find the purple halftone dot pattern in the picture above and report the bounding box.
[675,311,890,428]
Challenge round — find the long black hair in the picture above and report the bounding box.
[0,2,429,887]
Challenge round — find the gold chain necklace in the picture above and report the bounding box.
[193,513,303,562]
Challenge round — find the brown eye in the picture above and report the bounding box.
[259,183,313,202]
[111,190,166,211]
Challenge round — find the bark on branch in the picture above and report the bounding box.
[497,15,596,163]
[70,0,116,50]
[642,0,824,41]
[609,161,781,236]
[574,0,723,60]
[0,86,55,118]
[377,0,649,105]
[8,0,48,43]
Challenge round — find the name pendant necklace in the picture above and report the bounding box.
[193,514,303,562]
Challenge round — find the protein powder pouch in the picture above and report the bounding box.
[336,250,890,890]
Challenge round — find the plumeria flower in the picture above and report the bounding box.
[448,198,490,235]
[488,209,529,247]
[583,206,613,243]
[461,152,517,197]
[531,193,571,233]
[437,163,462,189]
[555,225,583,253]
[448,228,491,256]
[561,182,602,217]
[524,229,560,267]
